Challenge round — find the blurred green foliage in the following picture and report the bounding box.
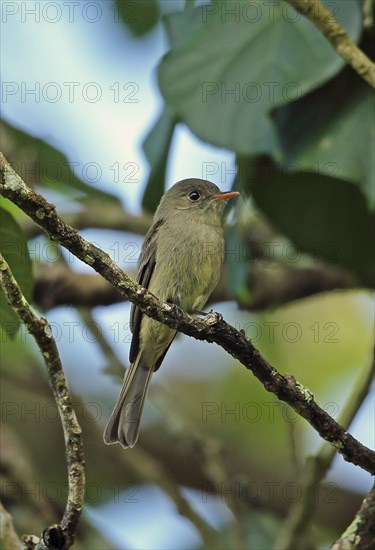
[242,156,375,287]
[115,0,160,36]
[0,208,33,337]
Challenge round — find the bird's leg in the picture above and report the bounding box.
[165,300,185,319]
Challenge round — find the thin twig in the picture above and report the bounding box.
[0,252,85,549]
[78,307,125,378]
[287,420,302,478]
[363,0,374,30]
[153,386,249,549]
[274,350,375,549]
[201,440,249,550]
[0,152,374,475]
[285,0,375,88]
[124,447,223,549]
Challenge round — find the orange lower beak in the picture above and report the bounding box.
[213,191,240,201]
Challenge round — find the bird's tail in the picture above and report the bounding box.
[103,355,153,448]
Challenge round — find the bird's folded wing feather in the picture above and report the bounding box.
[129,218,164,362]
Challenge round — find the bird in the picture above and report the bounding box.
[103,178,239,448]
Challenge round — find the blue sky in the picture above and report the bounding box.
[1,0,234,212]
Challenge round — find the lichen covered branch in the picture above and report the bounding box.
[331,483,375,550]
[0,249,85,549]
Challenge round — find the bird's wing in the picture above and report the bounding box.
[129,218,163,362]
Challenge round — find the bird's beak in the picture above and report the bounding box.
[212,191,240,201]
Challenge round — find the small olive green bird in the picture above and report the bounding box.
[103,178,239,448]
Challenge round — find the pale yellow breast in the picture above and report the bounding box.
[150,220,224,312]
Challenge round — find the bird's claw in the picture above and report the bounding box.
[167,302,185,318]
[204,310,223,325]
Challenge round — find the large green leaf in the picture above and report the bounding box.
[1,120,120,204]
[241,157,375,288]
[142,108,176,213]
[115,0,160,36]
[273,69,375,209]
[0,208,33,338]
[159,0,362,155]
[162,5,206,50]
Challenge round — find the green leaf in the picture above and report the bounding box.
[1,120,120,205]
[115,0,160,36]
[0,208,33,338]
[241,157,375,288]
[163,6,205,50]
[274,69,375,209]
[142,108,176,213]
[225,224,251,301]
[159,0,362,155]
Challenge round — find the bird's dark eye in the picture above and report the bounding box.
[188,191,200,202]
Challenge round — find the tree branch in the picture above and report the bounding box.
[31,259,355,312]
[331,483,375,550]
[1,152,374,475]
[33,262,125,309]
[0,249,85,549]
[275,350,375,549]
[285,0,375,88]
[124,447,223,549]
